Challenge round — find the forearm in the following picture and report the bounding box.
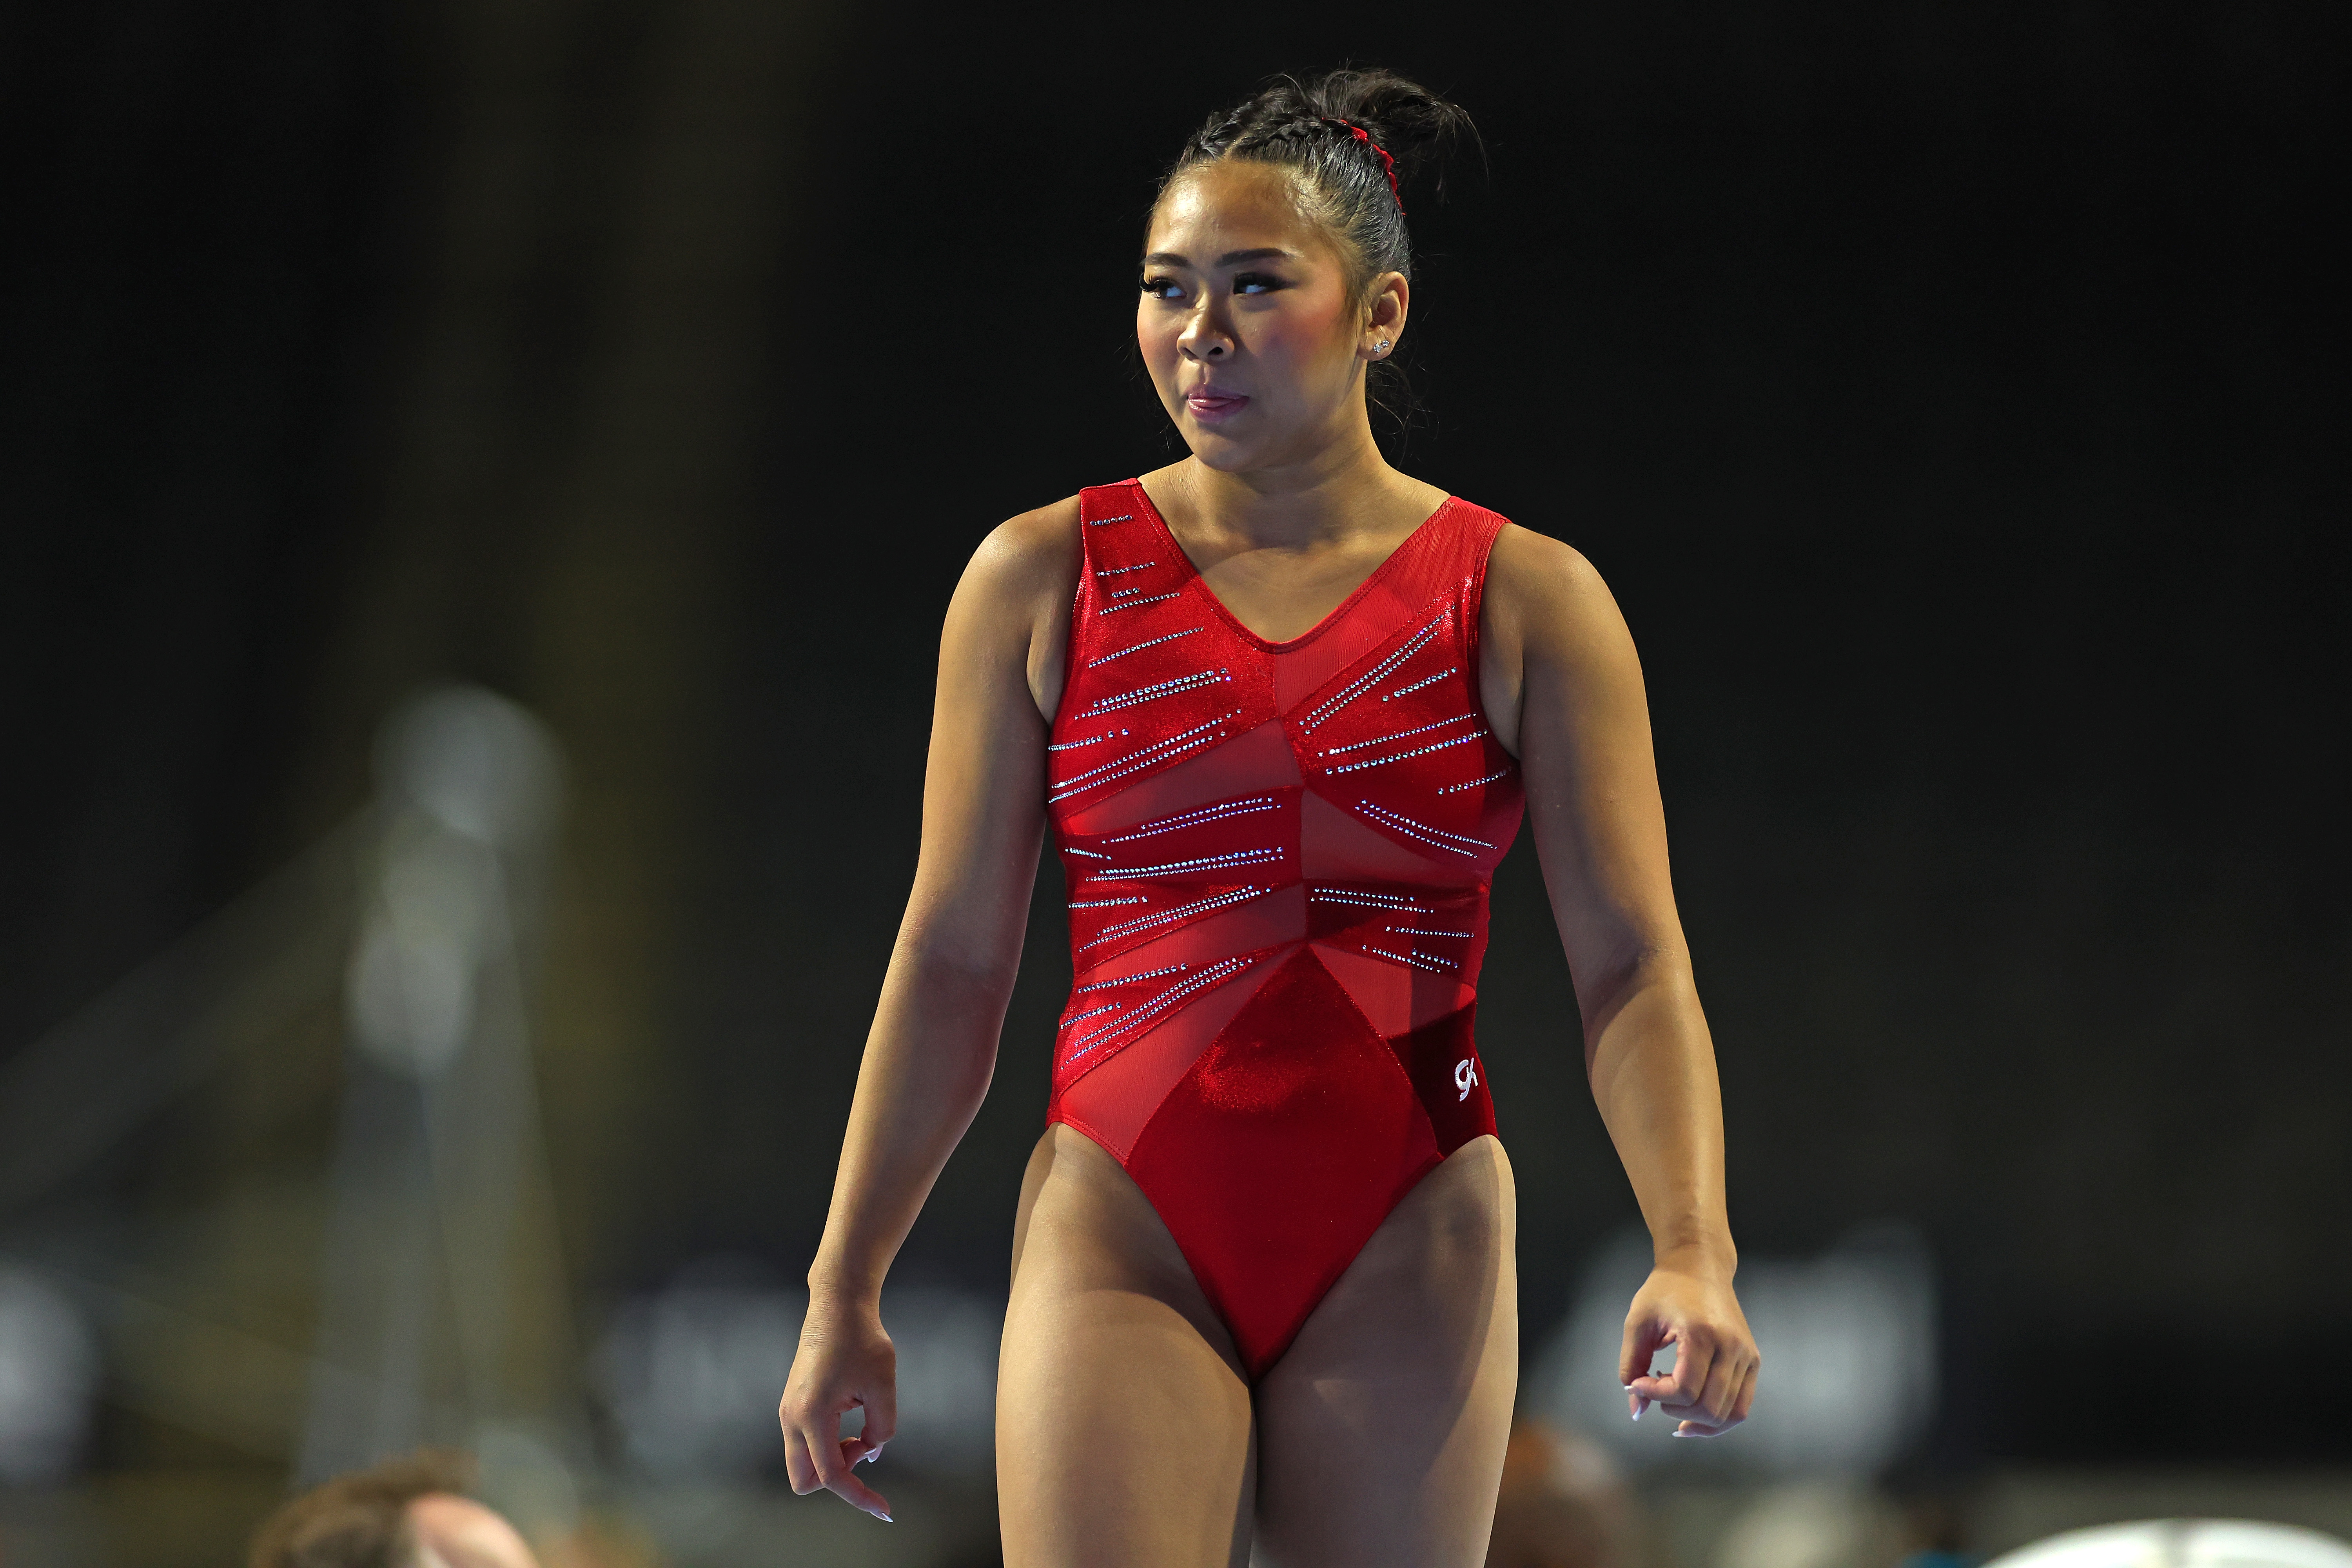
[1584,960,1735,1271]
[807,937,1019,1305]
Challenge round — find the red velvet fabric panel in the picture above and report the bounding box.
[1384,1001,1498,1156]
[1125,947,1441,1378]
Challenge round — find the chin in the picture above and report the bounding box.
[1185,437,1259,472]
[1176,413,1287,471]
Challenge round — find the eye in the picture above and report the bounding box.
[1140,274,1186,301]
[1233,272,1288,296]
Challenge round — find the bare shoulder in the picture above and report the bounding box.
[1484,523,1635,666]
[959,495,1082,608]
[974,494,1082,583]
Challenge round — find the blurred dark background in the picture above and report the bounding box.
[0,0,2346,1562]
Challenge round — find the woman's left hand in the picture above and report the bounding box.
[1619,1253,1759,1437]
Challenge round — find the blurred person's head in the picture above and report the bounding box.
[248,1450,540,1568]
[1484,1418,1636,1568]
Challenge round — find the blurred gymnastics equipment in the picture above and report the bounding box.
[1528,1223,1938,1476]
[0,686,580,1530]
[1984,1520,2352,1568]
[302,689,568,1469]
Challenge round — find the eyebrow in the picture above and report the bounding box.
[1140,247,1297,269]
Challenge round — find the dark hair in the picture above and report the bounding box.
[247,1449,475,1568]
[1162,67,1476,429]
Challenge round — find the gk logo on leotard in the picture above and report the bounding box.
[1454,1057,1479,1101]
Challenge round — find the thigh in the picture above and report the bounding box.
[1250,1135,1519,1568]
[998,1124,1257,1568]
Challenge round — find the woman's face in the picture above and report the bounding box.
[1137,160,1404,474]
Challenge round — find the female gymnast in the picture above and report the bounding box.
[779,67,1759,1567]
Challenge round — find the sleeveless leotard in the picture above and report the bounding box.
[1044,480,1526,1378]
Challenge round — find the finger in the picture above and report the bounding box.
[1694,1343,1741,1423]
[805,1417,893,1521]
[1674,1360,1758,1438]
[1643,1332,1716,1412]
[862,1378,899,1449]
[1675,1335,1750,1420]
[1621,1310,1667,1420]
[779,1420,820,1495]
[805,1410,855,1494]
[826,1440,894,1520]
[1618,1309,1665,1389]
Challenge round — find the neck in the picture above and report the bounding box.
[1163,401,1416,550]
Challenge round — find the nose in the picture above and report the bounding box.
[1178,299,1233,362]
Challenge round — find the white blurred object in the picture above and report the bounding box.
[0,1262,99,1484]
[347,687,563,1082]
[377,686,564,848]
[347,824,494,1078]
[596,1267,1002,1479]
[1985,1520,2352,1568]
[1528,1224,1936,1474]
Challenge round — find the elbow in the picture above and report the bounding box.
[1575,943,1696,1037]
[892,924,1025,999]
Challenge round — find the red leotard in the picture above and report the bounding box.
[1044,480,1526,1379]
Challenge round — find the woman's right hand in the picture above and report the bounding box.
[779,1295,898,1522]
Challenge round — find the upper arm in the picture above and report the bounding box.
[1484,526,1690,1024]
[904,499,1081,973]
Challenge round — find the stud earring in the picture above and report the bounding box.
[1374,340,1391,354]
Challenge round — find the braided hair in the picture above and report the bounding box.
[1164,68,1476,419]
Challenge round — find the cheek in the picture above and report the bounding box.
[1136,307,1181,364]
[1254,303,1352,372]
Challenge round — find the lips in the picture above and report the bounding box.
[1185,387,1250,420]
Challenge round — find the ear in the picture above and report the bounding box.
[1363,271,1410,356]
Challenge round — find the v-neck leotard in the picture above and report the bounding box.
[1043,479,1526,1377]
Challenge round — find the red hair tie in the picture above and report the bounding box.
[1322,117,1403,214]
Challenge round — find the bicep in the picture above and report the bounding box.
[901,536,1059,967]
[1512,551,1688,1018]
